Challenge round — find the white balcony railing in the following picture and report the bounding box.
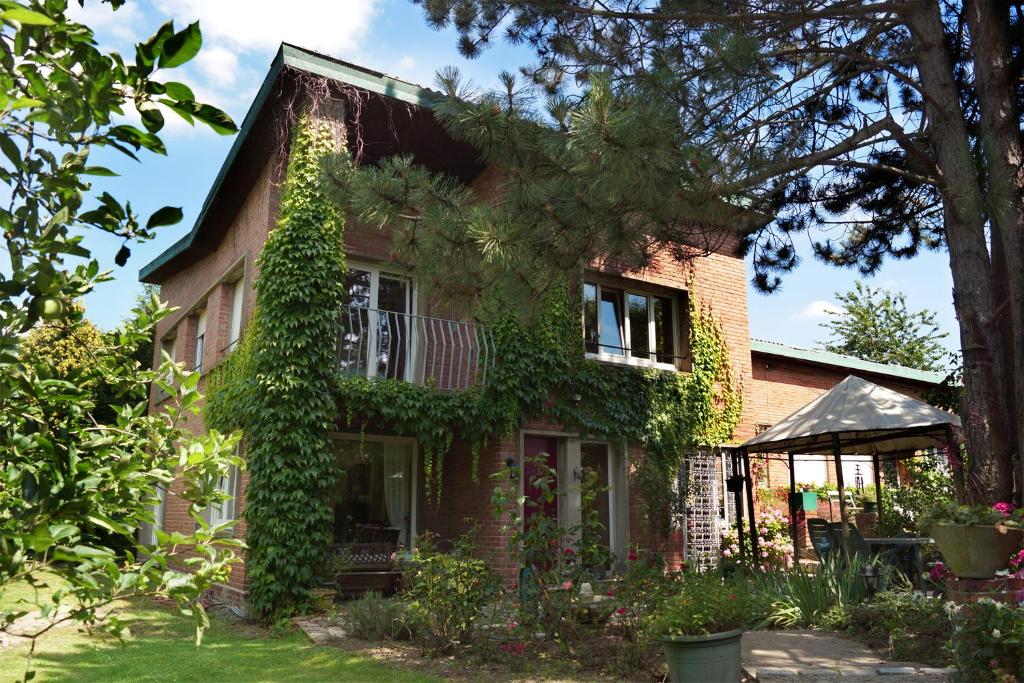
[337,305,495,391]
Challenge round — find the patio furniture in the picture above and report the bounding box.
[329,542,400,598]
[826,490,861,521]
[863,535,933,591]
[807,518,834,561]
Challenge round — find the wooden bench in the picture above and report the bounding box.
[330,542,400,598]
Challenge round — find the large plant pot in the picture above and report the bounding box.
[930,524,1024,579]
[661,629,743,683]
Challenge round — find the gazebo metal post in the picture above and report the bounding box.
[741,447,761,567]
[788,451,798,552]
[832,433,850,554]
[872,452,883,532]
[731,449,746,563]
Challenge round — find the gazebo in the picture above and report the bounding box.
[730,375,962,564]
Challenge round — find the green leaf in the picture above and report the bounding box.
[159,22,202,69]
[146,206,183,229]
[163,81,196,101]
[2,7,54,25]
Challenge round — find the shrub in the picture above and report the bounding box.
[950,599,1024,683]
[752,553,872,628]
[340,592,420,641]
[653,571,757,637]
[611,552,684,674]
[721,510,793,573]
[847,591,951,666]
[402,533,499,653]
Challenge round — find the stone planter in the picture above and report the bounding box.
[661,629,743,683]
[930,523,1024,579]
[310,587,336,611]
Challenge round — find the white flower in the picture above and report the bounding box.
[992,628,1001,639]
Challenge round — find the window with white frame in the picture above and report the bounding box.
[194,308,207,371]
[340,263,414,381]
[226,278,245,352]
[140,485,166,546]
[583,280,680,367]
[209,465,240,527]
[157,336,176,393]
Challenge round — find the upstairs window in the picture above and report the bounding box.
[583,280,680,368]
[340,264,414,381]
[226,278,245,353]
[194,308,207,371]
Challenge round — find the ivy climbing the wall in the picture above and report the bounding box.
[207,113,348,619]
[206,117,742,620]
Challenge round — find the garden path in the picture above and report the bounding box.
[744,630,954,681]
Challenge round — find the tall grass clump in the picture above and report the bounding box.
[753,554,876,628]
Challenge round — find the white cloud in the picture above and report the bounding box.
[193,45,241,90]
[68,2,145,45]
[793,300,842,320]
[154,0,380,56]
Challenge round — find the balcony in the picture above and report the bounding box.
[337,305,495,391]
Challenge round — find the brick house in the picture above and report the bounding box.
[139,45,947,605]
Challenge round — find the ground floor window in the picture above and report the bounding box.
[330,437,415,549]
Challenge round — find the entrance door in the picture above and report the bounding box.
[523,436,559,528]
[581,443,611,550]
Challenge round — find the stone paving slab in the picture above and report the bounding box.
[744,630,954,682]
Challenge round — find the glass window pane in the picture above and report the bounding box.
[628,293,649,359]
[343,268,372,308]
[340,269,372,377]
[583,282,598,353]
[377,276,409,379]
[599,288,624,355]
[654,296,675,364]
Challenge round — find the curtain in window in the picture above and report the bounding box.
[382,450,410,547]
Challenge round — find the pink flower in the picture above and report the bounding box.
[722,548,732,557]
[616,607,626,615]
[563,547,575,555]
[994,502,1015,517]
[507,621,518,630]
[561,579,573,590]
[606,589,615,597]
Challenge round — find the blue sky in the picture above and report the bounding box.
[75,0,960,359]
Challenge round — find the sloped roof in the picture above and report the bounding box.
[139,44,449,283]
[742,374,960,455]
[750,338,947,386]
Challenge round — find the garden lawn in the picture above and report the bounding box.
[0,582,437,683]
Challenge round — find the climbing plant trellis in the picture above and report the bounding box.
[682,447,728,571]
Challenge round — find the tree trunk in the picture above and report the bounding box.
[964,0,1024,505]
[906,0,1016,504]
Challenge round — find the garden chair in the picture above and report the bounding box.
[828,522,901,567]
[807,518,834,561]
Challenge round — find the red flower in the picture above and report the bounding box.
[616,607,626,615]
[627,552,639,561]
[563,547,575,555]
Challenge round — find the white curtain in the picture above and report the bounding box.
[382,448,410,547]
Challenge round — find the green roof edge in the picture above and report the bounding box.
[139,44,443,283]
[749,338,947,385]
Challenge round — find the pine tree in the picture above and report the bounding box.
[399,0,1024,505]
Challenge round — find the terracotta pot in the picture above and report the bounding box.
[930,524,1024,579]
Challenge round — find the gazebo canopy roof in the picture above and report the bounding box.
[741,375,961,456]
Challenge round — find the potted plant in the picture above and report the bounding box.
[310,581,336,611]
[653,571,751,683]
[922,502,1024,579]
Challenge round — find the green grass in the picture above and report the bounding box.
[0,582,437,683]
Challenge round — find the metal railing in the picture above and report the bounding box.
[337,305,495,391]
